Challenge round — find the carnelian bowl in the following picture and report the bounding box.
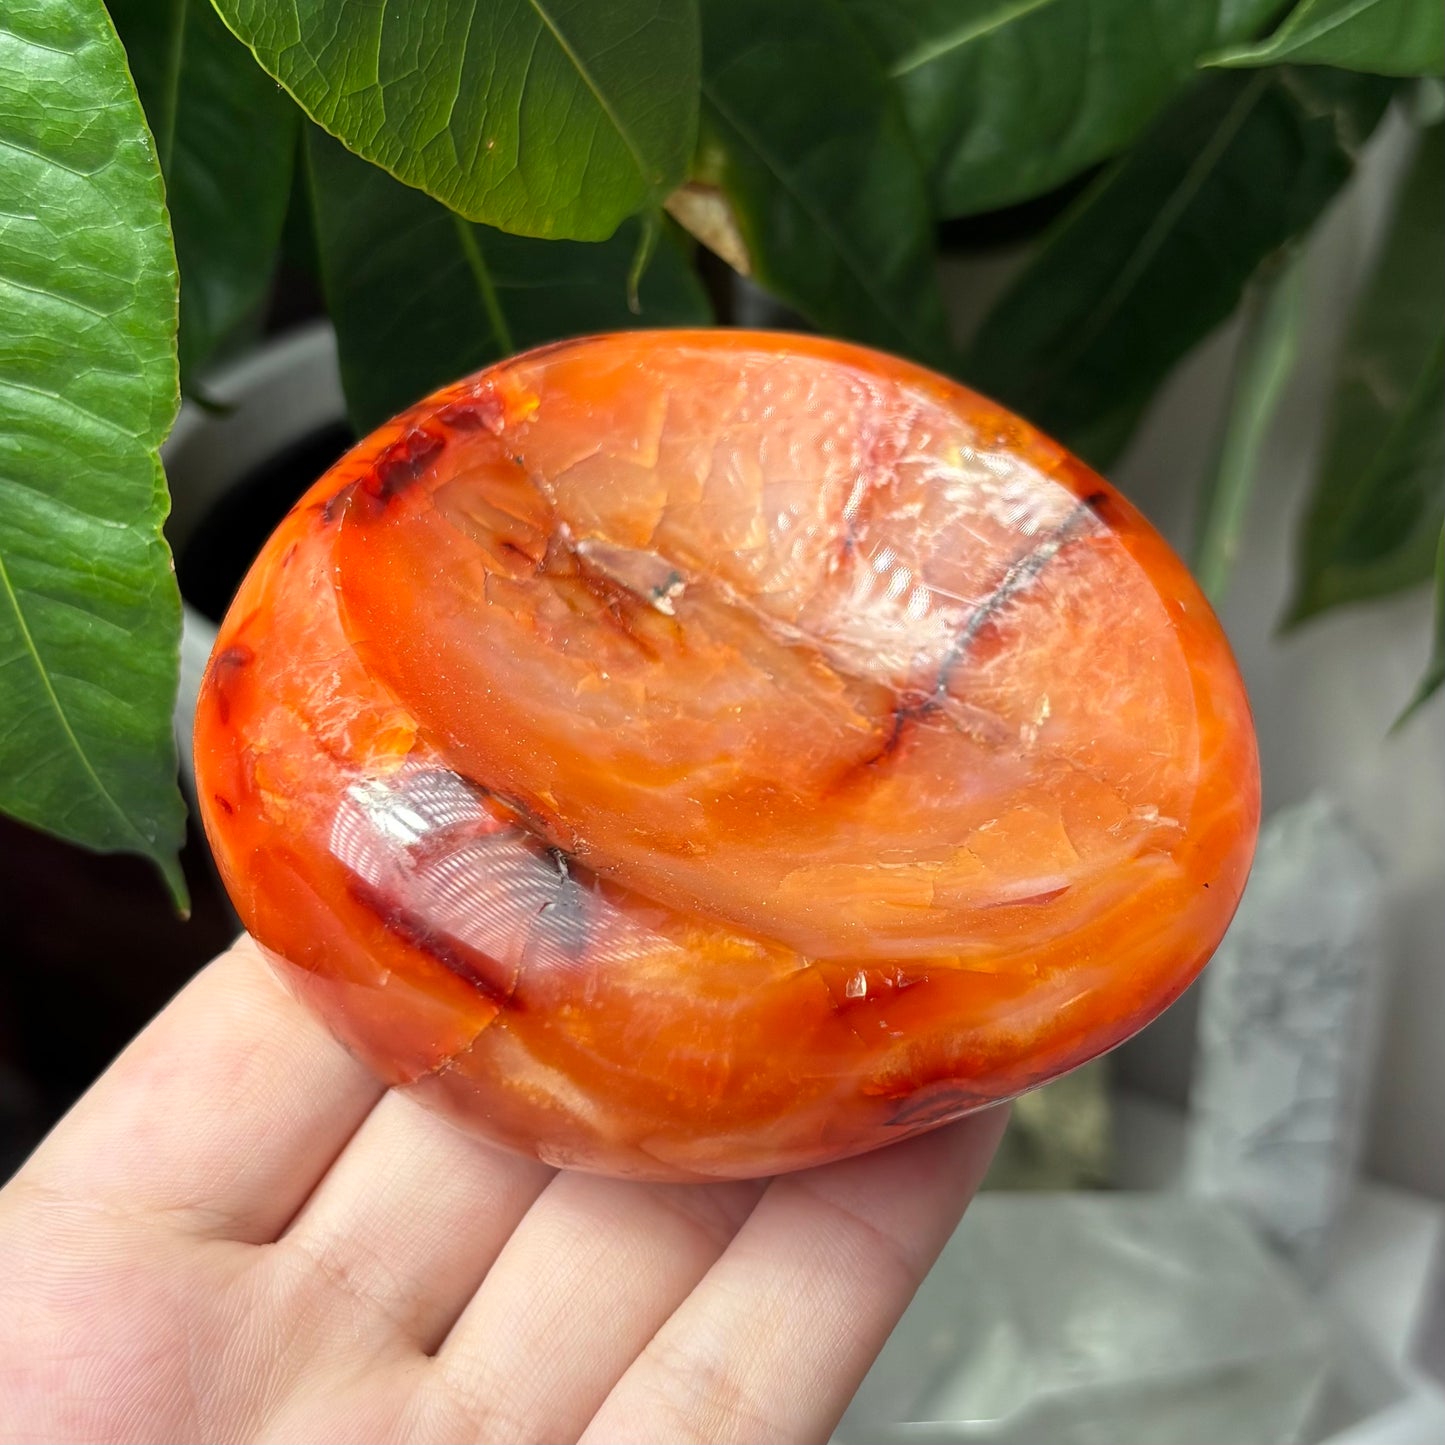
[195,330,1259,1180]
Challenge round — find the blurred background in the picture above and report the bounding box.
[2,3,1443,1443]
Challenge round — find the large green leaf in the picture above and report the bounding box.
[845,0,1282,217]
[687,0,951,368]
[963,68,1392,467]
[108,0,298,379]
[307,129,713,434]
[213,0,698,242]
[0,0,186,902]
[1287,122,1445,625]
[1212,0,1445,78]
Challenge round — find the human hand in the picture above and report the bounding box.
[0,936,1004,1444]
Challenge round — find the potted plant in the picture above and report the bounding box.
[2,0,1440,907]
[1,2,1442,1430]
[5,0,1443,905]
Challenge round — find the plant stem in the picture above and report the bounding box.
[1195,248,1306,603]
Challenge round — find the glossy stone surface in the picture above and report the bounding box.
[194,331,1259,1181]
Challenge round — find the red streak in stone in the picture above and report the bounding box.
[207,643,253,727]
[365,426,447,505]
[345,877,518,1011]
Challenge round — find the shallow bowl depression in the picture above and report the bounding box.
[194,330,1259,1181]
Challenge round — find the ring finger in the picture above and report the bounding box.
[419,1170,765,1443]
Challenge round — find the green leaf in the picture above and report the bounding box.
[1194,249,1307,600]
[108,0,298,379]
[846,0,1283,217]
[687,0,951,369]
[306,129,713,434]
[1394,524,1444,725]
[212,0,699,242]
[0,0,186,904]
[1287,121,1445,624]
[1211,0,1445,78]
[963,68,1393,467]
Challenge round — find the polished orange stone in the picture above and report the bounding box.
[194,331,1259,1180]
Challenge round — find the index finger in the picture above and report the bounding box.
[12,936,383,1243]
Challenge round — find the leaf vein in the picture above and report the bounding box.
[0,548,153,851]
[528,0,653,191]
[701,79,925,354]
[890,0,1061,76]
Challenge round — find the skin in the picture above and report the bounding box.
[0,935,1005,1445]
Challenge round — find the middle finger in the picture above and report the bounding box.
[269,1087,554,1355]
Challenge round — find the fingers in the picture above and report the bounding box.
[581,1106,1009,1445]
[272,1089,553,1355]
[17,936,384,1243]
[422,1172,765,1443]
[12,924,1003,1445]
